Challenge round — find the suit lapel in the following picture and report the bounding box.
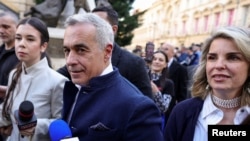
[18,73,33,99]
[111,43,121,66]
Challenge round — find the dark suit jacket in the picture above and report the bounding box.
[164,97,203,141]
[57,43,153,98]
[112,43,152,98]
[62,69,164,141]
[168,60,188,102]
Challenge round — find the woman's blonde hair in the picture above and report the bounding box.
[191,26,250,106]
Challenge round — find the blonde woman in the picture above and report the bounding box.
[164,26,250,141]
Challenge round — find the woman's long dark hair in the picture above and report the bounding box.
[148,50,169,91]
[2,17,49,120]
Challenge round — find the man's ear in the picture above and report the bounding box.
[104,44,113,61]
[112,25,118,35]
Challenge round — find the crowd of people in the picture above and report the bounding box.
[0,5,250,141]
[133,41,203,98]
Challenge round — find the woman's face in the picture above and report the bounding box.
[15,24,46,67]
[206,38,249,96]
[151,52,167,73]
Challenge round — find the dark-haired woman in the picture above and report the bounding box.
[0,17,68,141]
[149,51,175,130]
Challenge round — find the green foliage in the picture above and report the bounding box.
[109,0,143,47]
[33,0,142,47]
[35,0,44,4]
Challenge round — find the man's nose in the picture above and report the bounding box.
[0,27,4,33]
[66,52,77,65]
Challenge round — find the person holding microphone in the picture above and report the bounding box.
[0,17,68,141]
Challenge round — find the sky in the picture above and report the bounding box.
[132,0,156,10]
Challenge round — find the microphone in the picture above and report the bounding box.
[14,100,37,131]
[49,119,79,141]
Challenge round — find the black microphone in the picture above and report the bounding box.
[14,101,37,131]
[49,119,79,141]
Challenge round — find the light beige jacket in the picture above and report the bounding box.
[0,58,68,141]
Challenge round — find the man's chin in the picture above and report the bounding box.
[71,79,86,86]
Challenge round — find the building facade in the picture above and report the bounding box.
[0,0,34,17]
[130,0,250,50]
[1,0,250,51]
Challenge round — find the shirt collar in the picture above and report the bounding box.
[75,63,113,88]
[100,63,113,76]
[201,94,220,120]
[201,93,250,124]
[168,57,174,67]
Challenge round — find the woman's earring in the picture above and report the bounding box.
[247,83,250,94]
[205,84,210,90]
[247,87,250,94]
[244,81,250,94]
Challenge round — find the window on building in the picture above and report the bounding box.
[215,12,220,27]
[195,18,199,33]
[227,9,234,26]
[182,21,186,34]
[204,15,209,32]
[187,0,190,9]
[174,24,177,36]
[242,6,250,27]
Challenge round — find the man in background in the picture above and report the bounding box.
[0,11,19,99]
[160,42,189,121]
[0,11,19,141]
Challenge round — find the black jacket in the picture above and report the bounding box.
[168,60,188,102]
[0,45,19,85]
[164,97,203,141]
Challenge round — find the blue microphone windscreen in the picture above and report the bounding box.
[49,119,72,141]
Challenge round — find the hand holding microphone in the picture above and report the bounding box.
[0,85,7,98]
[14,100,37,137]
[0,125,12,136]
[19,126,36,136]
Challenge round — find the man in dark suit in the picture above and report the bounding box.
[61,13,163,141]
[57,6,153,98]
[160,42,188,120]
[160,43,188,102]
